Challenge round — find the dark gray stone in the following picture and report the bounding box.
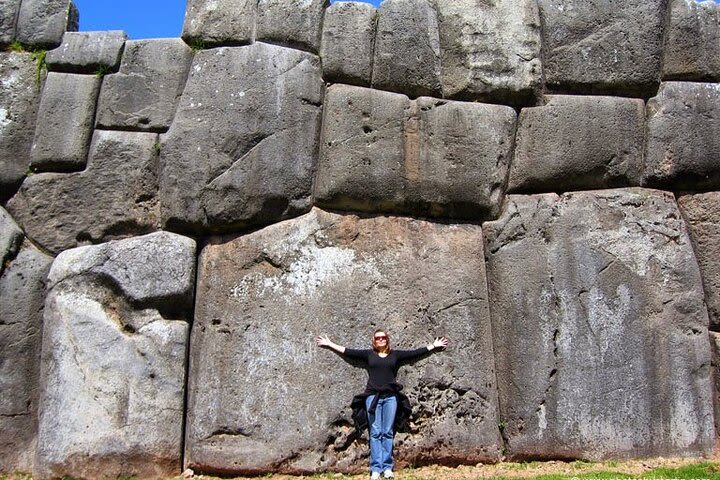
[29,72,100,172]
[0,0,21,46]
[315,84,515,220]
[96,38,194,132]
[0,206,23,274]
[508,95,645,193]
[182,0,256,47]
[256,0,329,53]
[7,130,160,255]
[372,0,441,98]
[538,0,666,96]
[0,240,52,473]
[664,0,720,81]
[185,207,501,474]
[15,0,78,48]
[159,43,323,234]
[678,192,720,330]
[45,30,127,74]
[35,232,195,479]
[484,188,715,459]
[435,0,542,105]
[644,82,720,190]
[0,52,43,202]
[320,2,376,86]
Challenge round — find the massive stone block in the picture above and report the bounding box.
[644,82,720,190]
[35,232,196,479]
[7,130,160,255]
[45,30,127,74]
[186,208,501,474]
[0,237,52,472]
[0,52,43,202]
[678,193,720,330]
[29,72,100,172]
[538,0,666,96]
[182,0,256,47]
[159,43,323,234]
[15,0,78,48]
[664,0,720,81]
[508,95,645,193]
[435,0,542,105]
[256,0,328,53]
[0,0,21,45]
[320,2,376,87]
[484,189,715,459]
[96,38,194,132]
[0,207,22,271]
[372,0,441,98]
[316,85,515,220]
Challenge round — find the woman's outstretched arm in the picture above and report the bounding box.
[315,335,346,354]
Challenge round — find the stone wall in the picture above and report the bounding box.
[1,0,720,477]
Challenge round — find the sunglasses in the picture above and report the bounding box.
[374,335,388,341]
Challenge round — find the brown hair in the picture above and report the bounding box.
[371,329,391,354]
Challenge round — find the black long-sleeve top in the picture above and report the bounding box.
[343,347,431,390]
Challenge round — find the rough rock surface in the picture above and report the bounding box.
[159,43,323,234]
[435,0,542,105]
[508,95,645,193]
[256,0,328,53]
[185,208,501,474]
[0,0,21,45]
[664,0,720,81]
[678,193,720,330]
[484,188,715,459]
[34,232,195,479]
[711,332,720,437]
[0,207,23,271]
[29,72,100,171]
[0,239,52,472]
[320,2,376,86]
[644,82,720,190]
[0,52,43,202]
[182,0,256,47]
[7,130,160,255]
[15,0,78,48]
[96,38,194,132]
[538,0,666,96]
[45,30,127,74]
[315,84,515,220]
[372,0,441,98]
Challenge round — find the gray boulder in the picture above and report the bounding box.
[678,192,720,330]
[0,52,44,202]
[182,0,256,47]
[644,82,720,190]
[372,0,441,98]
[0,239,52,473]
[320,2,376,86]
[315,84,515,220]
[257,0,328,53]
[45,30,127,74]
[159,43,323,234]
[15,0,78,48]
[96,38,194,132]
[0,206,23,273]
[35,232,196,479]
[434,0,542,105]
[508,95,645,193]
[185,207,501,474]
[483,188,715,459]
[538,0,666,96]
[29,72,100,172]
[0,0,21,45]
[7,130,160,255]
[664,0,720,81]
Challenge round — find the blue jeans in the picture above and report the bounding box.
[366,394,397,473]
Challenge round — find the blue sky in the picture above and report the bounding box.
[74,0,382,40]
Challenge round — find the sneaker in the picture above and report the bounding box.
[383,470,394,478]
[370,472,381,480]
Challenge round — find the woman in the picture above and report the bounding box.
[315,329,449,480]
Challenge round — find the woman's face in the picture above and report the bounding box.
[373,331,388,350]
